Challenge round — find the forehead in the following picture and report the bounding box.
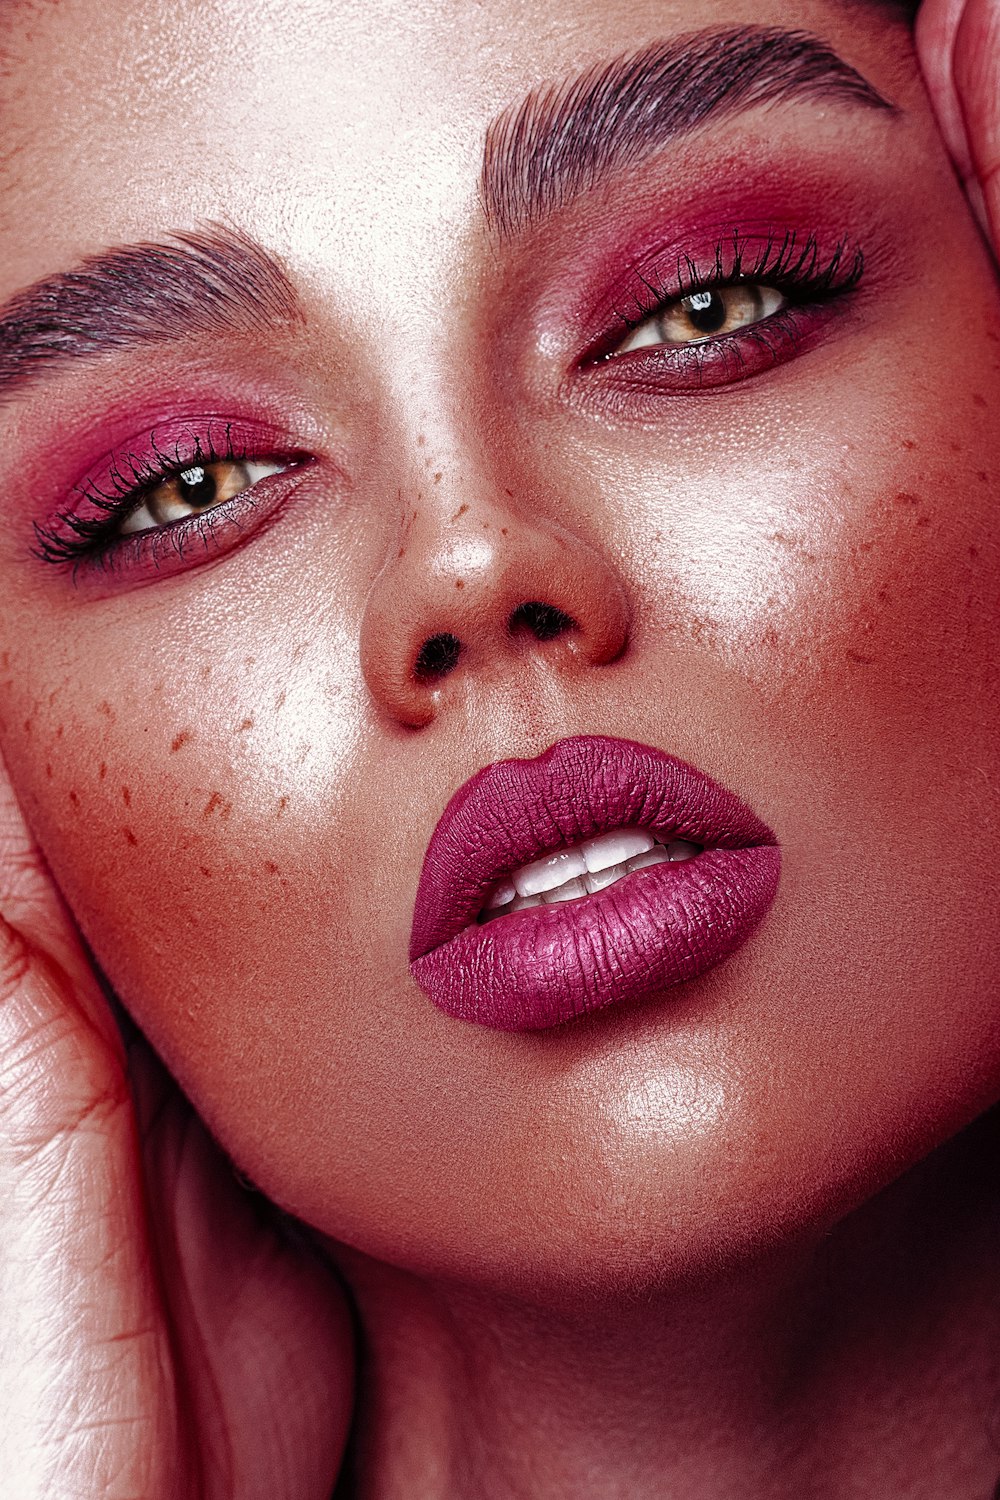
[0,0,914,286]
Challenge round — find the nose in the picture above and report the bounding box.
[360,493,631,728]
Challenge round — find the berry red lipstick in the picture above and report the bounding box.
[409,735,780,1030]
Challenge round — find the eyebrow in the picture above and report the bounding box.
[0,224,302,403]
[481,26,896,237]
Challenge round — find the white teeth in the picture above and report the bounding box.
[479,834,707,924]
[542,875,589,904]
[582,828,655,874]
[485,878,517,910]
[583,864,625,894]
[513,846,588,897]
[625,846,671,873]
[477,825,706,926]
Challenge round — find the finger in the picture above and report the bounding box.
[0,748,118,1047]
[952,0,1000,250]
[0,916,181,1497]
[917,0,975,176]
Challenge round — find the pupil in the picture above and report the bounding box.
[177,465,218,508]
[683,290,727,335]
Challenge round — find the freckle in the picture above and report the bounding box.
[275,690,286,710]
[99,762,107,780]
[68,789,79,806]
[122,786,131,806]
[902,439,917,451]
[916,516,931,527]
[200,865,212,878]
[277,795,288,815]
[203,791,225,817]
[949,440,962,454]
[417,434,426,446]
[239,717,254,731]
[201,663,212,679]
[0,651,8,669]
[264,859,279,875]
[171,729,192,753]
[500,527,508,536]
[846,650,875,665]
[877,589,890,603]
[244,656,257,667]
[973,393,987,408]
[48,689,58,706]
[977,471,989,484]
[398,547,406,559]
[451,504,468,520]
[504,488,514,498]
[123,827,138,846]
[455,579,465,590]
[970,545,979,559]
[894,492,920,507]
[56,724,64,738]
[434,472,443,484]
[98,700,115,720]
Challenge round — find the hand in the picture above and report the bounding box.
[0,758,353,1498]
[917,0,1000,254]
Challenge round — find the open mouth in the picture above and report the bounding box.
[477,827,703,924]
[409,734,780,1031]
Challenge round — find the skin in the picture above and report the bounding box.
[0,0,999,1495]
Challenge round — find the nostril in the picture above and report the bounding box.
[507,601,577,642]
[413,632,463,683]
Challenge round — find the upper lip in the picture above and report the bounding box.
[409,734,777,961]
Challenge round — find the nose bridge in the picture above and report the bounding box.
[359,414,632,726]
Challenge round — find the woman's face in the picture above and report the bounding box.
[0,0,998,1299]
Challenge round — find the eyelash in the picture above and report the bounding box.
[32,231,861,575]
[32,423,303,574]
[586,228,865,377]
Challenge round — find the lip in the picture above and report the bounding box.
[409,735,781,1031]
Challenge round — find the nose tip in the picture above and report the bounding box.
[360,520,631,729]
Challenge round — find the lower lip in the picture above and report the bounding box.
[410,844,780,1031]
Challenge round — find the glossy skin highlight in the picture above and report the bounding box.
[0,0,999,1494]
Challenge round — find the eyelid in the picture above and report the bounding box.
[572,228,864,376]
[31,417,312,575]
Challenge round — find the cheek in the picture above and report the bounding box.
[587,378,1000,738]
[0,620,372,1060]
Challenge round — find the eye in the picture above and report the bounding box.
[119,457,290,536]
[614,283,788,355]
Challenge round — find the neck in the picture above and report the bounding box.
[329,1109,1000,1499]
